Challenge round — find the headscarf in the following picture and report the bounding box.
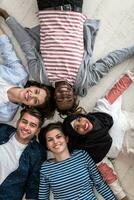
[63,112,113,163]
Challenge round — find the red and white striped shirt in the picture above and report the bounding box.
[38,11,86,85]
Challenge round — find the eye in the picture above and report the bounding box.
[21,119,28,124]
[30,123,37,128]
[47,138,53,142]
[74,126,78,131]
[56,135,62,139]
[34,97,39,105]
[36,89,40,94]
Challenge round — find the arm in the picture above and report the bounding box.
[0,27,28,85]
[25,145,47,200]
[85,151,117,199]
[0,8,46,83]
[90,45,134,86]
[6,17,44,83]
[105,71,133,104]
[98,158,127,200]
[38,166,50,200]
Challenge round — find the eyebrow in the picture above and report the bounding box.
[47,133,62,139]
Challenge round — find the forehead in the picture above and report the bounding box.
[46,129,63,137]
[20,113,40,125]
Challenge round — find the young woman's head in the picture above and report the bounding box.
[38,122,69,153]
[63,113,93,136]
[23,80,56,118]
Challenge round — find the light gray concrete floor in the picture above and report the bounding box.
[0,0,134,199]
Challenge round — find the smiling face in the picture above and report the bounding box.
[54,82,76,111]
[16,112,40,144]
[46,129,68,155]
[20,86,47,107]
[71,117,93,135]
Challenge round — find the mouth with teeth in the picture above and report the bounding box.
[25,90,32,101]
[84,122,89,130]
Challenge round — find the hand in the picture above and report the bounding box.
[0,8,9,19]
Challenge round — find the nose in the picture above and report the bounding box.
[76,121,83,129]
[31,93,38,98]
[53,138,60,145]
[23,123,30,131]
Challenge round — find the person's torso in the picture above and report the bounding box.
[38,10,86,86]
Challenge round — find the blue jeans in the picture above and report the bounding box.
[37,0,83,11]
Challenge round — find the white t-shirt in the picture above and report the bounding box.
[0,134,27,185]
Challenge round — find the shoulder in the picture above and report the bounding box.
[72,149,91,160]
[0,123,15,141]
[0,123,15,134]
[28,140,47,161]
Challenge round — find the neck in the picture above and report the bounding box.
[7,87,22,104]
[55,149,70,162]
[15,133,30,145]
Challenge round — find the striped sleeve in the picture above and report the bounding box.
[38,163,50,200]
[84,151,117,200]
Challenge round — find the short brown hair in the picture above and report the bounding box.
[20,107,45,127]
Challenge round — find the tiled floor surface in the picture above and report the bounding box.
[0,0,134,199]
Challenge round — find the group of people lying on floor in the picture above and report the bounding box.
[0,0,134,199]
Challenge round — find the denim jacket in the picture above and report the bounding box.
[0,123,46,200]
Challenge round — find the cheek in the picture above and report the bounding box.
[40,96,46,105]
[46,141,52,148]
[28,99,35,106]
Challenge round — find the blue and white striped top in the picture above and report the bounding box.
[38,150,116,200]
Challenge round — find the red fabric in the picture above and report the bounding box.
[98,162,117,184]
[105,74,133,104]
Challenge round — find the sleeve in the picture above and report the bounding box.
[105,71,133,104]
[38,165,50,200]
[25,145,47,199]
[90,45,134,87]
[85,151,117,200]
[6,17,46,83]
[0,34,28,86]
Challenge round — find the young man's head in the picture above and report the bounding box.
[54,81,78,115]
[15,108,44,144]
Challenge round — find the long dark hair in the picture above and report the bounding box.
[38,122,69,150]
[24,80,56,119]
